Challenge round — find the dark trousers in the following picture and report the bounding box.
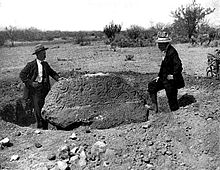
[148,78,179,112]
[31,85,49,129]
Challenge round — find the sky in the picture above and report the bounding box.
[0,0,219,31]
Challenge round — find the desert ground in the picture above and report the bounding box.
[1,41,220,170]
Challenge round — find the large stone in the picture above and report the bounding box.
[42,73,148,129]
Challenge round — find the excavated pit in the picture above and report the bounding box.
[1,71,216,130]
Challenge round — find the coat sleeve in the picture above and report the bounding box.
[19,63,33,88]
[172,52,183,77]
[46,63,60,81]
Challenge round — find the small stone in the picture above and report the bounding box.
[47,153,56,160]
[57,161,69,170]
[35,142,42,148]
[142,122,151,129]
[10,155,19,161]
[0,137,10,145]
[58,145,70,160]
[216,167,220,170]
[69,133,77,140]
[34,130,41,134]
[103,161,110,167]
[91,141,107,156]
[103,148,116,161]
[207,118,212,121]
[148,141,154,146]
[166,150,172,155]
[15,131,21,136]
[70,146,79,155]
[85,129,91,133]
[146,163,154,168]
[69,155,79,163]
[78,150,87,167]
[165,136,172,142]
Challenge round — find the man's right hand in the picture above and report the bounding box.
[154,77,159,82]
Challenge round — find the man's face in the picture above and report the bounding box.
[157,43,168,52]
[36,50,46,61]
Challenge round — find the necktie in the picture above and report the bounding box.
[41,61,45,83]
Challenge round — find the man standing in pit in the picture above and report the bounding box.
[20,44,61,129]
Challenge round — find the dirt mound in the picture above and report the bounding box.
[42,73,149,129]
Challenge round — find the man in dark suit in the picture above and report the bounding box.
[20,44,60,129]
[148,32,185,113]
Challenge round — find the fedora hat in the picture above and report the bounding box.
[155,31,172,43]
[32,44,48,55]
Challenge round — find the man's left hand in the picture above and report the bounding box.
[167,75,174,80]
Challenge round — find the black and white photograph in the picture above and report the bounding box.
[0,0,220,169]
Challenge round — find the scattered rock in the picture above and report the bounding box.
[146,163,154,168]
[47,153,56,161]
[69,132,77,140]
[58,145,70,160]
[78,150,87,167]
[35,143,42,148]
[91,141,107,156]
[0,137,10,145]
[14,131,21,136]
[34,130,41,134]
[70,146,79,156]
[57,160,69,170]
[148,141,154,146]
[10,155,19,161]
[103,148,116,161]
[103,161,110,167]
[142,122,151,129]
[69,155,79,163]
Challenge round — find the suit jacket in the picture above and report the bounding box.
[158,44,185,89]
[20,59,60,99]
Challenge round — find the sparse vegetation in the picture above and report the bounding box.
[103,21,122,43]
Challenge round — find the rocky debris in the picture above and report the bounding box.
[0,137,10,145]
[69,132,77,140]
[42,73,149,129]
[47,153,56,161]
[10,155,19,161]
[14,131,21,136]
[0,137,12,149]
[91,141,107,156]
[35,142,42,148]
[58,145,70,160]
[57,160,69,170]
[78,150,87,166]
[142,122,151,129]
[34,130,41,134]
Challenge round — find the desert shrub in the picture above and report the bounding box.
[75,31,91,45]
[126,25,145,40]
[111,33,155,48]
[0,32,6,46]
[103,21,122,43]
[80,41,91,46]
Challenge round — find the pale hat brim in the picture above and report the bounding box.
[156,37,172,43]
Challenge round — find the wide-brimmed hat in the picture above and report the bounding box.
[32,44,48,55]
[155,31,172,43]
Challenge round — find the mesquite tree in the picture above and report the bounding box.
[171,0,215,40]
